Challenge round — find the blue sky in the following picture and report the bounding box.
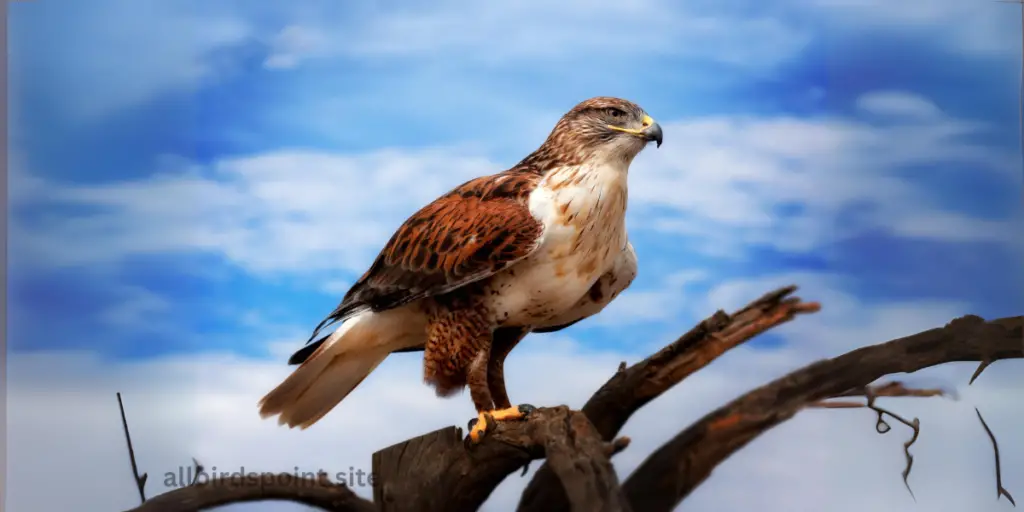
[6,1,1023,511]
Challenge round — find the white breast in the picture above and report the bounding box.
[485,162,629,326]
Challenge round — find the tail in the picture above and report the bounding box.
[258,312,392,429]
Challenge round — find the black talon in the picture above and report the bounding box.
[518,404,537,417]
[465,418,483,448]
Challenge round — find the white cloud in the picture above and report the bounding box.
[263,25,331,70]
[10,1,252,119]
[589,270,711,326]
[591,269,976,362]
[98,286,174,331]
[631,108,1019,257]
[803,0,1019,56]
[700,272,972,356]
[856,91,943,119]
[7,155,48,206]
[15,148,494,278]
[249,0,1018,78]
[7,290,1021,512]
[12,94,1018,282]
[13,0,1016,129]
[888,211,1024,244]
[261,1,810,70]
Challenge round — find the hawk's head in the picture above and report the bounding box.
[543,96,663,165]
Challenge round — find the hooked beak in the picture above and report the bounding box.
[642,116,663,148]
[609,114,663,148]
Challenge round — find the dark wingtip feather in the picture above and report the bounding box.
[291,303,372,365]
[305,301,367,344]
[288,335,328,365]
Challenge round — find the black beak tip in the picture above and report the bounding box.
[647,121,663,148]
[645,123,664,148]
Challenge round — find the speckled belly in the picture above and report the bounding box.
[484,230,624,326]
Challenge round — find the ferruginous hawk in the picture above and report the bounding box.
[259,96,663,443]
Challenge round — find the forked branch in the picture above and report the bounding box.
[519,285,820,510]
[616,315,1023,512]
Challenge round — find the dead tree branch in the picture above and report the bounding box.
[976,407,1017,507]
[615,314,1023,512]
[531,409,631,512]
[811,381,948,499]
[125,473,377,512]
[518,285,820,510]
[809,380,949,408]
[117,392,148,504]
[371,406,631,512]
[863,393,921,499]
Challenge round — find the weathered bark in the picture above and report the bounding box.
[518,285,819,510]
[371,406,631,512]
[618,314,1023,512]
[125,472,377,512]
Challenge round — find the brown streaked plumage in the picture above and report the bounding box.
[303,171,546,344]
[259,96,662,442]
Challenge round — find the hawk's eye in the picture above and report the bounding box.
[606,108,626,119]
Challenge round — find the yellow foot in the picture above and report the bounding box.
[466,404,536,444]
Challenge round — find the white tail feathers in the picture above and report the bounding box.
[258,312,393,429]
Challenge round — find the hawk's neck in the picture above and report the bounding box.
[511,140,589,176]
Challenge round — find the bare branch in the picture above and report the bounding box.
[863,393,920,500]
[604,436,631,457]
[970,359,993,385]
[190,458,204,486]
[976,408,1017,507]
[616,314,1022,512]
[369,406,631,512]
[539,410,632,512]
[808,380,933,498]
[518,286,820,511]
[117,392,148,504]
[809,381,948,408]
[124,473,376,512]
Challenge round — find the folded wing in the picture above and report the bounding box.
[305,172,546,346]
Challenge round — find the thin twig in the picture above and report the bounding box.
[970,359,993,385]
[190,458,204,486]
[615,314,1022,512]
[810,381,948,407]
[117,392,148,503]
[865,393,920,500]
[519,286,820,511]
[976,408,1017,506]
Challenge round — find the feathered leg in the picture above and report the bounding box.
[424,303,532,444]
